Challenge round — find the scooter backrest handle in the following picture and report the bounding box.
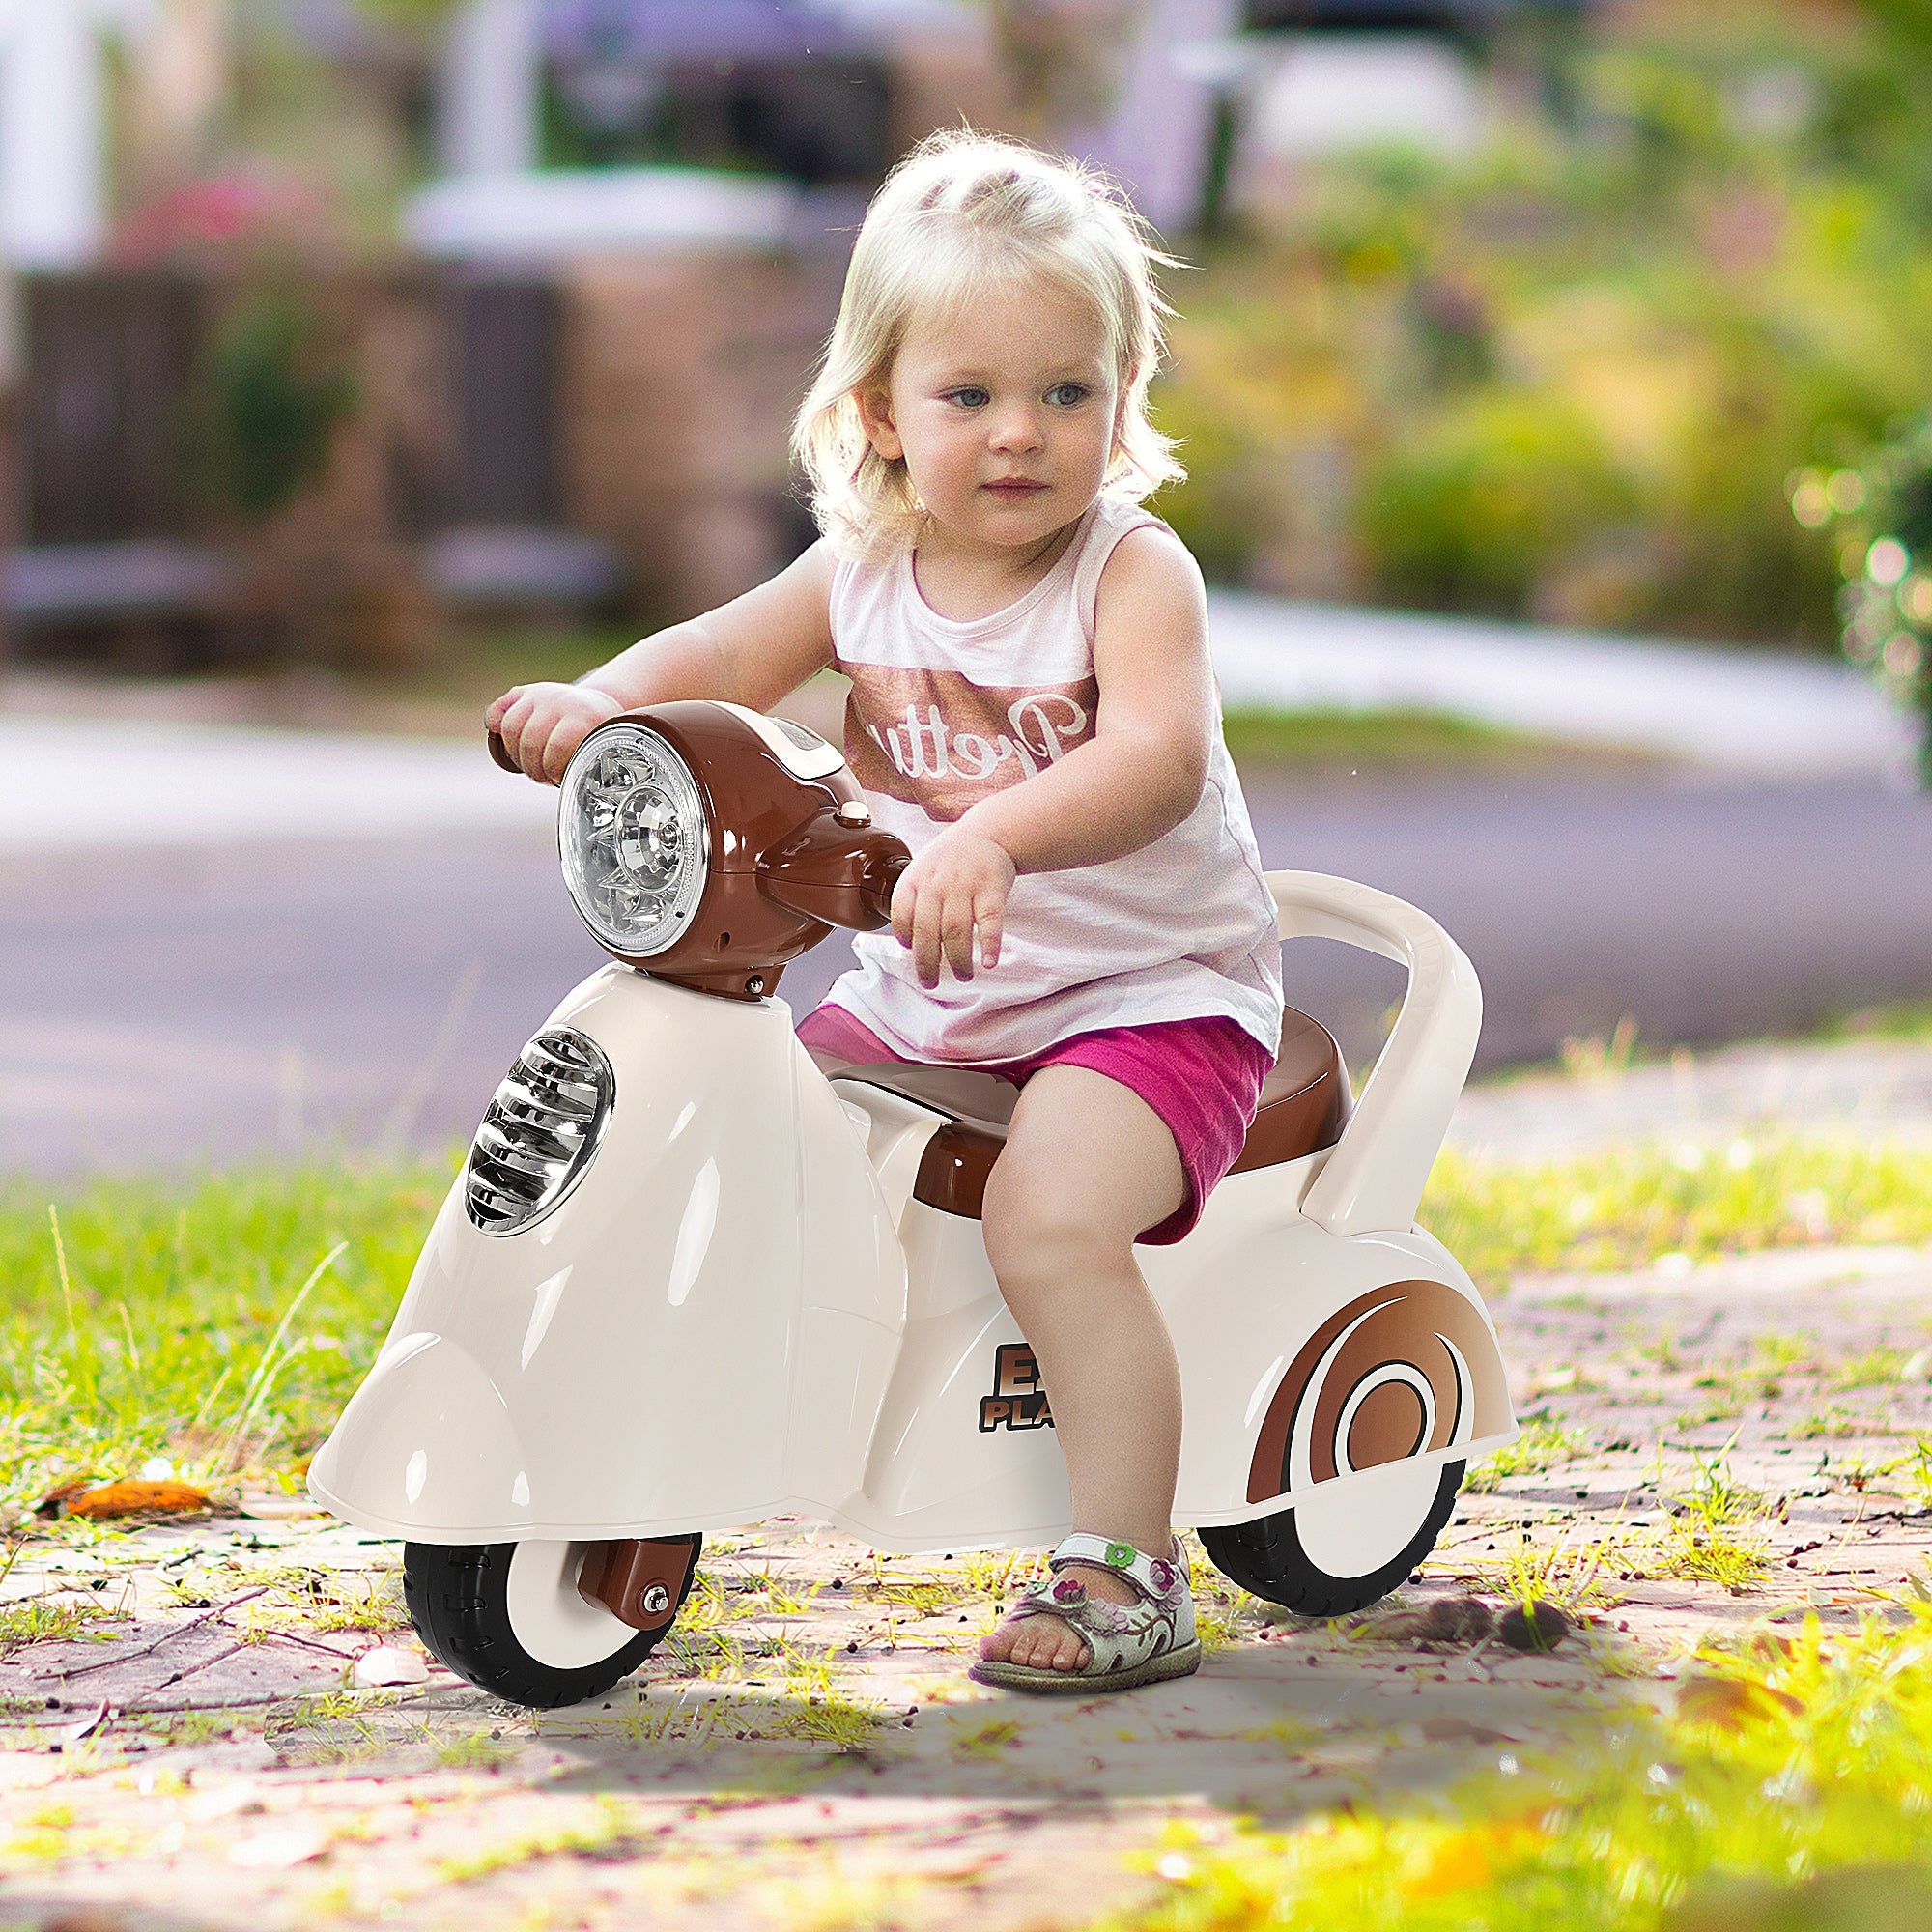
[1266,869,1482,1238]
[486,726,520,774]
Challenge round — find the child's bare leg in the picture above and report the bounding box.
[976,1064,1187,1673]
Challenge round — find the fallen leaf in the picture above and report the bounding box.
[1408,1812,1549,1898]
[49,1480,213,1521]
[64,1700,112,1744]
[33,1477,99,1520]
[227,1828,329,1870]
[352,1645,428,1687]
[1673,1674,1803,1731]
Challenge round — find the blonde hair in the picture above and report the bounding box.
[791,129,1184,557]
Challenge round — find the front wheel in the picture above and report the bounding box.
[404,1535,700,1709]
[1201,1459,1463,1620]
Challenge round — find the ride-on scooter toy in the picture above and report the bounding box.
[308,701,1517,1709]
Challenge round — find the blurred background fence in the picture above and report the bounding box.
[0,0,1928,749]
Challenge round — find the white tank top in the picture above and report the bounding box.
[822,496,1285,1064]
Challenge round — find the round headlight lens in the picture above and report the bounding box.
[559,724,709,956]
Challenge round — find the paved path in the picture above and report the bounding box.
[1208,594,1916,777]
[0,714,554,851]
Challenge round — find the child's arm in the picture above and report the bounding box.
[893,526,1216,987]
[487,543,838,783]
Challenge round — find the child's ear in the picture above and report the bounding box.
[854,383,904,463]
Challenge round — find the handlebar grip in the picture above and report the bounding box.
[487,726,520,774]
[862,850,910,925]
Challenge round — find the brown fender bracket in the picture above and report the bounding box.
[577,1534,700,1632]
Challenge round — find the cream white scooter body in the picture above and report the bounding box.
[309,869,1518,1578]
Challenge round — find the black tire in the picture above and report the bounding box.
[404,1535,700,1710]
[1200,1462,1463,1619]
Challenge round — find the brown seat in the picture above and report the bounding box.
[815,1008,1351,1222]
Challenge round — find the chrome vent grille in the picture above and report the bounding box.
[464,1028,614,1236]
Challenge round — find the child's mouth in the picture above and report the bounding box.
[983,479,1047,497]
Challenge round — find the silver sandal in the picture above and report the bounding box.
[968,1532,1201,1695]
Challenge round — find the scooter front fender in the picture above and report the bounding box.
[308,966,905,1543]
[306,1326,529,1539]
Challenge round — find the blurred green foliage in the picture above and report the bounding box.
[1787,412,1932,778]
[203,290,356,520]
[1361,390,1636,614]
[343,0,455,25]
[1154,1,1932,648]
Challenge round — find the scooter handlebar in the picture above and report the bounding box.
[861,849,911,926]
[761,815,910,933]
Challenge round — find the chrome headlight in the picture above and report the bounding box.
[465,1028,614,1235]
[559,724,709,956]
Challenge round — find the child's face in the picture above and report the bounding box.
[857,276,1122,554]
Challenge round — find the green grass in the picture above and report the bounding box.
[1465,1416,1593,1493]
[1818,1000,1932,1045]
[1096,1605,1932,1932]
[0,1597,120,1654]
[0,1159,452,1510]
[1219,708,1645,775]
[433,1798,639,1882]
[1657,1520,1772,1594]
[1422,1137,1932,1282]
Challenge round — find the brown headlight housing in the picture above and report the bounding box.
[557,700,908,1001]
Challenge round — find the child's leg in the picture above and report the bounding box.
[976,1063,1187,1674]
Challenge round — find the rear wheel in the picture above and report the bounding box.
[404,1535,700,1709]
[1201,1460,1463,1619]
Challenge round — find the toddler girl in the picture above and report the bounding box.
[488,130,1284,1694]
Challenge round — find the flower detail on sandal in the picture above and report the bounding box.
[968,1533,1202,1696]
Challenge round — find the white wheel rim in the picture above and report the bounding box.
[1292,1459,1446,1579]
[504,1541,642,1671]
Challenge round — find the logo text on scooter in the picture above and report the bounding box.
[980,1344,1054,1433]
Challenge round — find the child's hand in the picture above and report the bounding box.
[486,683,624,785]
[892,828,1016,987]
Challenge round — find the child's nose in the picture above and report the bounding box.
[987,405,1043,453]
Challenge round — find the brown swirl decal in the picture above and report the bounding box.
[841,665,1099,823]
[1245,1281,1512,1505]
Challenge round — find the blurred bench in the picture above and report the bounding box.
[4,541,239,628]
[421,525,623,611]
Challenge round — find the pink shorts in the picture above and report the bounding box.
[797,1003,1276,1245]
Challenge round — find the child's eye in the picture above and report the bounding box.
[945,387,990,409]
[1046,383,1090,406]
